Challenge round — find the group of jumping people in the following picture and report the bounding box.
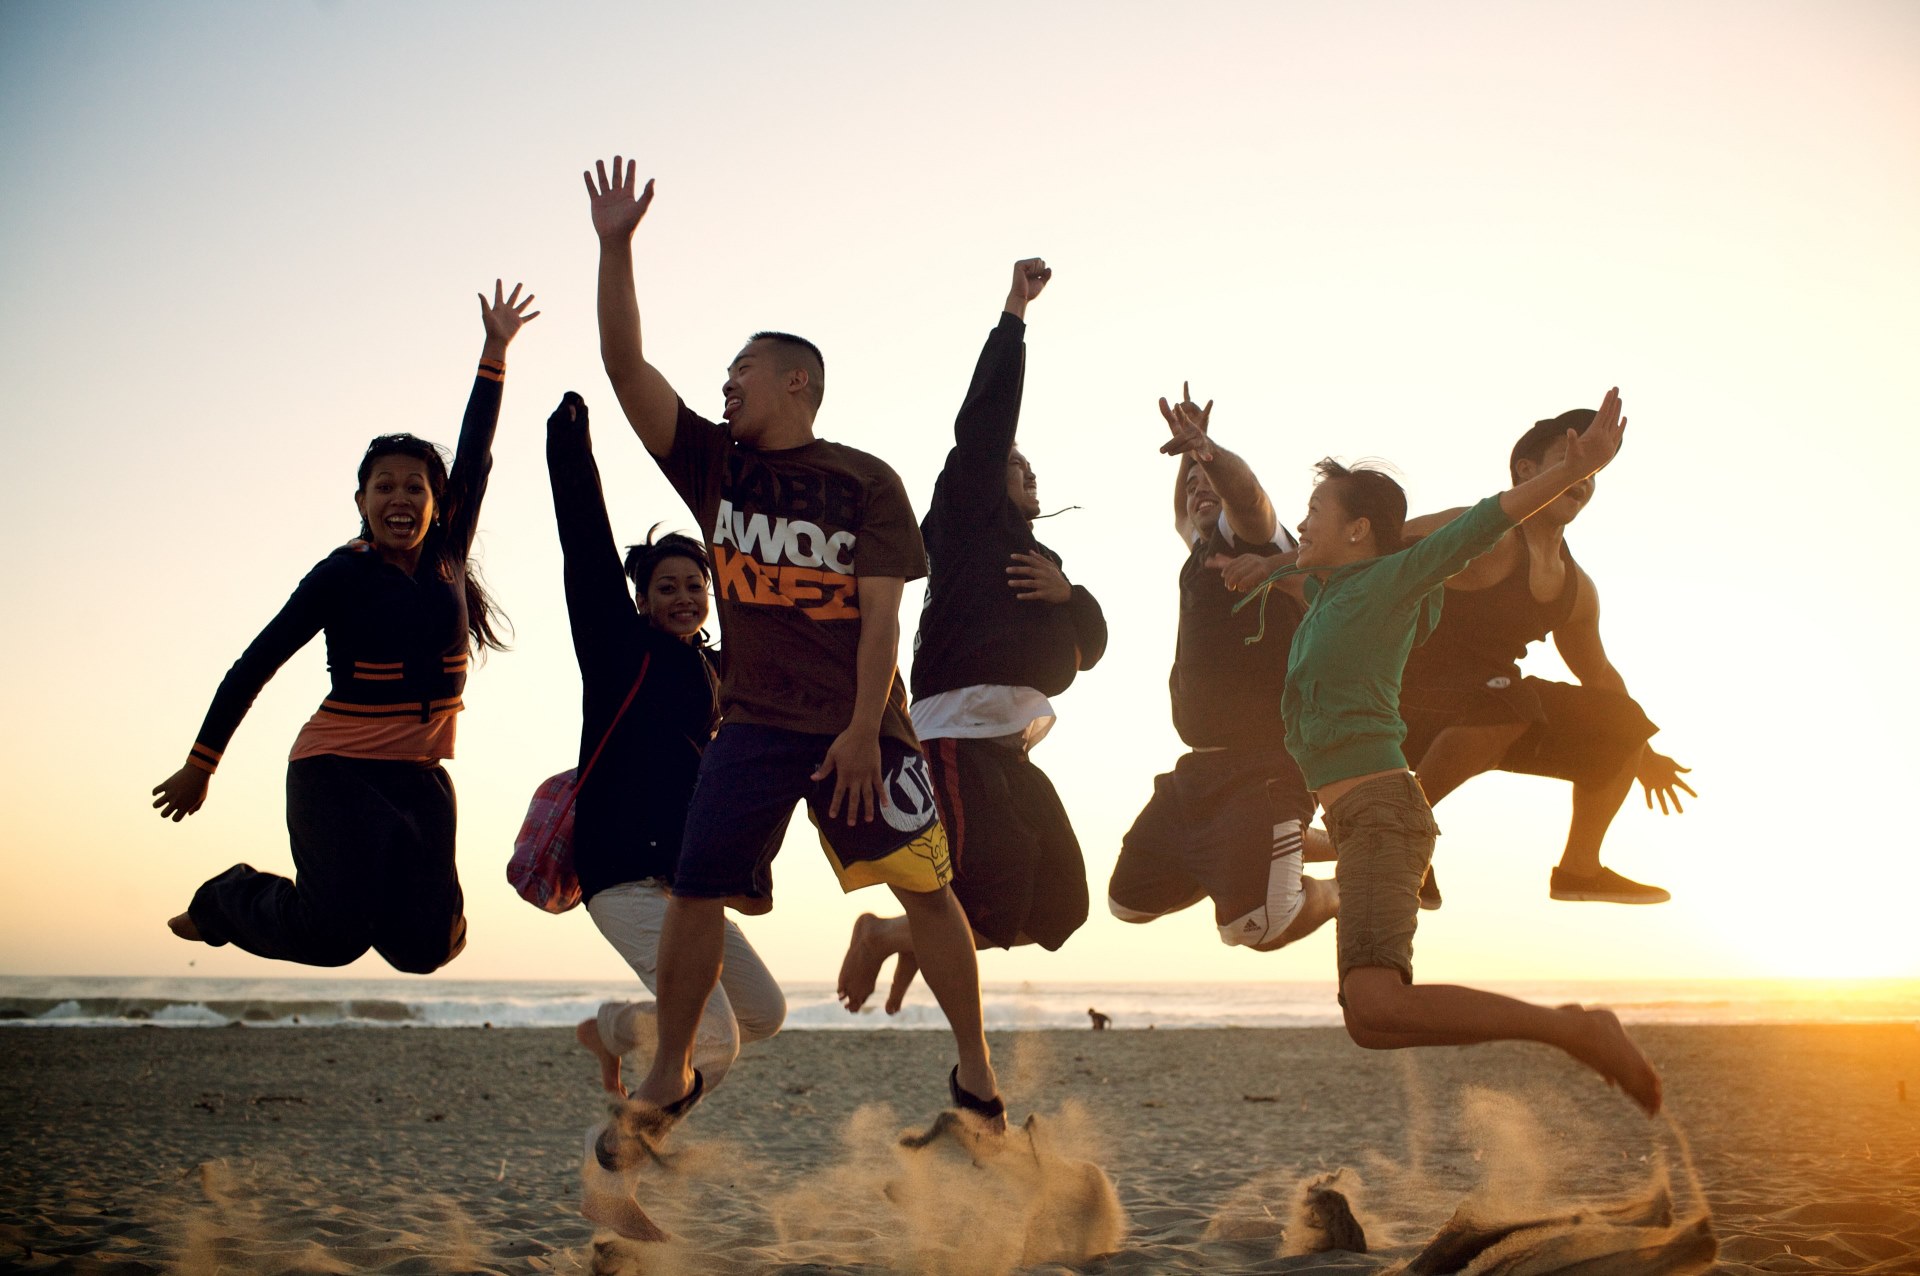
[153,152,1692,1239]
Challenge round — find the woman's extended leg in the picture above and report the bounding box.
[181,758,385,967]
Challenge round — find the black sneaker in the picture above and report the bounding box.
[1549,866,1670,905]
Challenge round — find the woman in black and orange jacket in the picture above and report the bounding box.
[149,281,536,973]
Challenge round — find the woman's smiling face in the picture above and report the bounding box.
[643,554,710,638]
[355,454,436,561]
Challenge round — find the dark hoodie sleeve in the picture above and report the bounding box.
[546,396,641,684]
[939,312,1027,510]
[441,358,507,556]
[187,555,343,772]
[1064,583,1109,672]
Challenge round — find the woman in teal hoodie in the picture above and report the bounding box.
[1216,388,1661,1116]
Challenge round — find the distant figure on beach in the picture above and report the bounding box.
[584,156,1004,1187]
[1214,389,1663,1115]
[837,259,1108,1017]
[543,392,784,1097]
[1088,1007,1111,1030]
[1393,408,1694,906]
[1106,388,1336,953]
[151,282,536,973]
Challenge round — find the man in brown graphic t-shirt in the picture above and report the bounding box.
[581,157,1005,1237]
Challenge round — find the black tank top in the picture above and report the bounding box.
[1170,521,1300,749]
[1405,539,1580,682]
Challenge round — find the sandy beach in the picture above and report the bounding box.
[3,1022,1917,1273]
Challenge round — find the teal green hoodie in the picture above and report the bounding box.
[1241,496,1514,791]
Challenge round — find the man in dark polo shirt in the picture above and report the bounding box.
[1107,389,1336,951]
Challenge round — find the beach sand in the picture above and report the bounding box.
[3,1023,1917,1273]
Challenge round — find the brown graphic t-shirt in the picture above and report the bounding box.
[658,401,925,746]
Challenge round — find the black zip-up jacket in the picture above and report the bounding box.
[547,404,719,903]
[188,359,504,773]
[910,312,1106,701]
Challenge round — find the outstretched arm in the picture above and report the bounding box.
[585,156,681,458]
[1552,570,1627,695]
[946,260,1048,503]
[1161,386,1277,547]
[1553,569,1695,814]
[443,280,539,550]
[1499,388,1627,523]
[152,566,334,820]
[546,393,641,678]
[1207,548,1306,603]
[1401,506,1470,542]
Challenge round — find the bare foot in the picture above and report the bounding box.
[1566,1006,1663,1116]
[883,951,920,1015]
[837,912,908,1012]
[576,1018,626,1097]
[581,1182,669,1242]
[167,913,203,942]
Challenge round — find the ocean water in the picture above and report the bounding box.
[1,974,1914,1031]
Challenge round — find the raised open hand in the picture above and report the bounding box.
[478,280,540,345]
[1158,382,1215,462]
[1561,387,1628,480]
[584,156,656,242]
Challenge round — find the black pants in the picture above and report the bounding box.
[188,755,467,974]
[927,735,1087,951]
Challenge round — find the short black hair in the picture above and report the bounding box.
[1314,457,1406,553]
[1510,409,1596,483]
[747,330,825,410]
[623,525,711,596]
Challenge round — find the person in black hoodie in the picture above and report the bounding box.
[837,259,1108,1015]
[544,393,785,1098]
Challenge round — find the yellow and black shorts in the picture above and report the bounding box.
[673,723,951,910]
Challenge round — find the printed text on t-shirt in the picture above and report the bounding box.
[711,496,859,619]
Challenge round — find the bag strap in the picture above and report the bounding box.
[579,651,652,786]
[534,652,653,856]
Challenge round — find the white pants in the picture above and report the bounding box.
[586,880,786,1089]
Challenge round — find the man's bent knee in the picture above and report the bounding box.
[1339,966,1411,1043]
[1219,823,1307,950]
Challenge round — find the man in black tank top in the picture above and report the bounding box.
[1397,410,1695,905]
[1106,389,1336,952]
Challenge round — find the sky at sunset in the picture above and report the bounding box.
[3,1,1915,991]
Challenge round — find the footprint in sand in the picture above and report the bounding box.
[1382,1180,1717,1275]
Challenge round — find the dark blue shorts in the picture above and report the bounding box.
[673,723,951,909]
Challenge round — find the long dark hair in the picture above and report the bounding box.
[357,433,510,653]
